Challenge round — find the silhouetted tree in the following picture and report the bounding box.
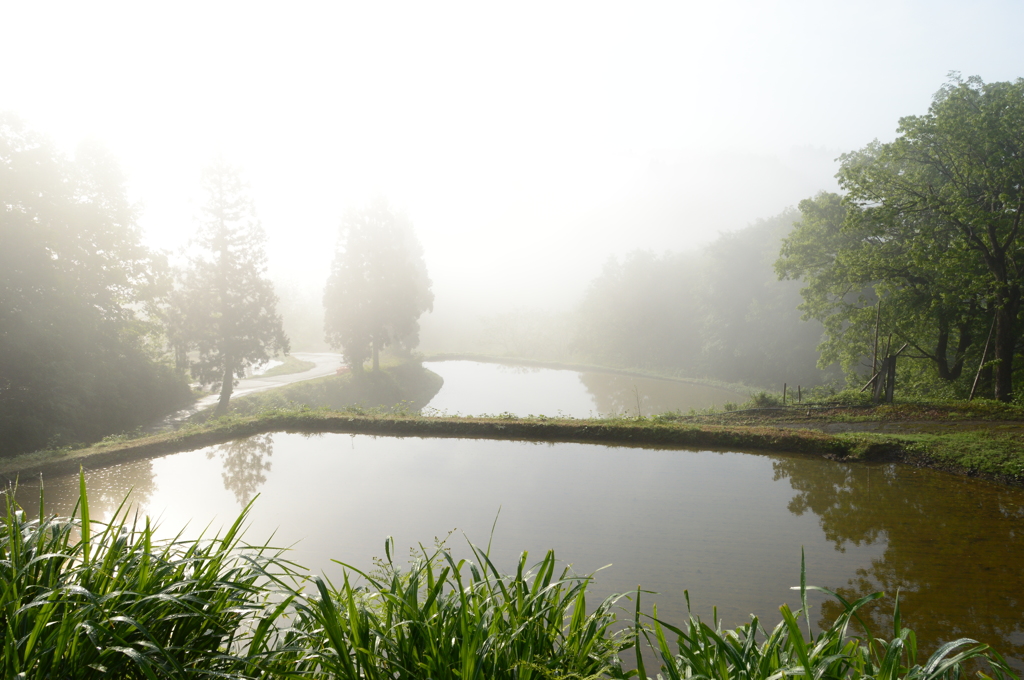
[323,199,433,372]
[174,160,288,414]
[0,114,189,454]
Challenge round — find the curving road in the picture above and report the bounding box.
[154,352,346,430]
[192,352,345,410]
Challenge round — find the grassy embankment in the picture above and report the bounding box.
[3,478,1017,680]
[256,354,317,377]
[4,361,1024,488]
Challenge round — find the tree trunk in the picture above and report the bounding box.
[993,289,1020,402]
[885,355,897,403]
[215,361,233,415]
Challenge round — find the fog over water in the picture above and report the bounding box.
[4,2,1022,331]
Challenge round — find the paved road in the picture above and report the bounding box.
[191,352,345,410]
[153,352,345,430]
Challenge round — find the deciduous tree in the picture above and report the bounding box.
[781,75,1024,400]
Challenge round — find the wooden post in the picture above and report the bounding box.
[798,385,802,403]
[872,300,881,375]
[783,383,787,405]
[970,314,996,401]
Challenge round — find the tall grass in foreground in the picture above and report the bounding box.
[0,474,297,679]
[1,477,1019,680]
[274,538,631,679]
[638,554,1019,680]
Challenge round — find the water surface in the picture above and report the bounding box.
[13,433,1024,668]
[423,360,745,417]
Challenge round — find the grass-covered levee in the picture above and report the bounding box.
[1,476,1018,679]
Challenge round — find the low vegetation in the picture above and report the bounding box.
[6,396,1024,488]
[199,361,444,421]
[1,479,1017,679]
[256,354,317,378]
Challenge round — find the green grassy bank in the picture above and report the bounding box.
[202,360,444,420]
[5,406,1024,488]
[5,359,1024,487]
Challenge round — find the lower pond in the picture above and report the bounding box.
[422,360,747,417]
[13,433,1024,669]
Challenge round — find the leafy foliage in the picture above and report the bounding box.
[2,477,1017,679]
[779,75,1024,400]
[0,114,190,455]
[0,475,293,678]
[323,198,434,372]
[172,160,289,414]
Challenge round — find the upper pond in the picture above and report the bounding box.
[422,360,746,417]
[13,432,1024,669]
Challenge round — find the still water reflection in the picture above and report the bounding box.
[423,360,745,417]
[12,434,1024,668]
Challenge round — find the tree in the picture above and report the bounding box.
[777,191,985,389]
[323,200,433,372]
[779,76,1024,400]
[0,114,190,454]
[842,76,1024,400]
[174,160,289,414]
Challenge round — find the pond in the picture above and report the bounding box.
[422,360,747,417]
[13,433,1024,669]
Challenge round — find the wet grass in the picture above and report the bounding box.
[0,475,296,678]
[2,480,1017,679]
[640,554,1018,680]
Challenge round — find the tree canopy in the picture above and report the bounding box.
[172,160,289,414]
[0,114,190,454]
[778,76,1024,400]
[323,200,433,372]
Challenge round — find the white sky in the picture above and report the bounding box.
[3,1,1023,314]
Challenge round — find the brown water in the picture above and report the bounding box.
[11,433,1024,669]
[423,360,745,416]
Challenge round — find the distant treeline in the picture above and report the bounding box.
[575,209,831,388]
[478,76,1024,401]
[471,210,834,390]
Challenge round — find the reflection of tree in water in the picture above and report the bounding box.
[580,372,738,417]
[580,373,648,416]
[773,457,1024,663]
[207,434,274,507]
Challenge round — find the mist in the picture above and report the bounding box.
[4,2,1023,385]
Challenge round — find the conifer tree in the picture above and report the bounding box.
[323,199,433,372]
[175,160,288,414]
